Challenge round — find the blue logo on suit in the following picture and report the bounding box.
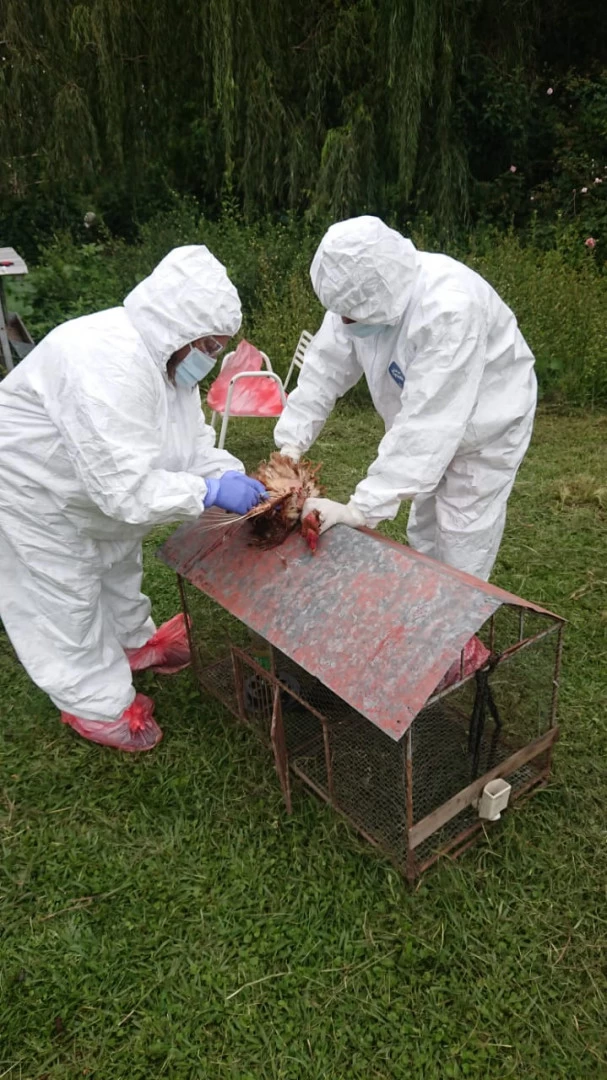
[388,361,405,388]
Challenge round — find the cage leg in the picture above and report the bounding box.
[322,719,336,805]
[176,574,199,682]
[550,624,565,729]
[405,729,416,882]
[231,648,247,723]
[270,686,292,813]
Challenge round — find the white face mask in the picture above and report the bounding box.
[344,321,391,338]
[174,346,217,388]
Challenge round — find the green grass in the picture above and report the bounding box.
[1,407,606,1079]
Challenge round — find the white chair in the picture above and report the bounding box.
[283,330,313,392]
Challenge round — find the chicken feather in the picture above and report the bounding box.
[249,453,325,549]
[196,453,324,552]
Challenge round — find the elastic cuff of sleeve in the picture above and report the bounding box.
[347,502,368,528]
[203,477,221,508]
[278,444,303,463]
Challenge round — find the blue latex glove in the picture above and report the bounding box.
[203,471,267,515]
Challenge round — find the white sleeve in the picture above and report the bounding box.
[274,312,363,453]
[48,359,210,526]
[191,406,244,478]
[351,298,488,525]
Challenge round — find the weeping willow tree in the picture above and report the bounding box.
[0,0,557,236]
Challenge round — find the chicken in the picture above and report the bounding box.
[249,453,324,551]
[198,453,325,554]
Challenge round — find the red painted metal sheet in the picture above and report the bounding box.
[158,521,562,741]
[358,528,562,620]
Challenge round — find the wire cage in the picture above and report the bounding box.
[160,522,564,882]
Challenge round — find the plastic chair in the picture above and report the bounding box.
[207,339,287,450]
[283,329,313,392]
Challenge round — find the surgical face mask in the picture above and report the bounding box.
[344,321,391,338]
[174,346,217,388]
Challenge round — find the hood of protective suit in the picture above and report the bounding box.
[310,216,417,324]
[123,245,242,366]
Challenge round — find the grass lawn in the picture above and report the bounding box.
[1,406,606,1079]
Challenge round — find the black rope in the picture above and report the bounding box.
[468,654,503,780]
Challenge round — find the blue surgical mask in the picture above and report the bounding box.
[344,322,391,338]
[174,347,217,388]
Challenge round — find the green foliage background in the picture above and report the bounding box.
[6,203,607,406]
[2,0,607,251]
[2,1,607,402]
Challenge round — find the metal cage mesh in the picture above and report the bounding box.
[179,579,560,878]
[274,650,409,863]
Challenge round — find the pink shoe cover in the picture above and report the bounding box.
[61,693,163,751]
[126,613,191,675]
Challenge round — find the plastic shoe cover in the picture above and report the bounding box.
[61,693,162,751]
[436,635,492,693]
[126,613,191,674]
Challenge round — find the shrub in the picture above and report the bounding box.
[467,229,607,406]
[5,206,607,406]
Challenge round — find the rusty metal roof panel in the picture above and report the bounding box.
[158,522,562,741]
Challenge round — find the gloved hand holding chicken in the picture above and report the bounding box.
[301,497,366,536]
[204,471,267,515]
[278,444,303,464]
[200,452,326,553]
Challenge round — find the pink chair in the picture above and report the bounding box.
[207,339,287,449]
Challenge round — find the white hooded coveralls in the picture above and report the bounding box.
[0,246,243,721]
[275,217,537,580]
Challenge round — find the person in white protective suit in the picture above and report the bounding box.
[276,216,537,580]
[0,246,266,751]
